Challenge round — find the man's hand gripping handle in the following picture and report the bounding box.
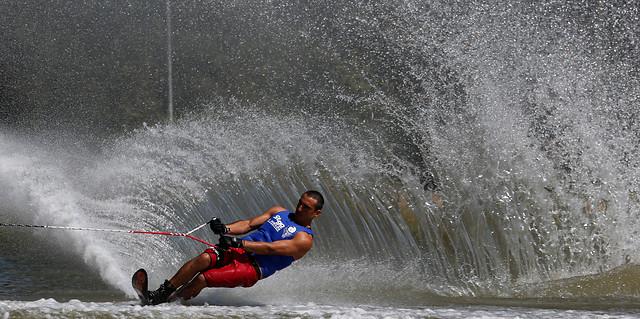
[208,217,230,235]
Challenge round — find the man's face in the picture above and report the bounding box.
[295,194,320,219]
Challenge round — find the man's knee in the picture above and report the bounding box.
[194,252,212,269]
[195,273,208,287]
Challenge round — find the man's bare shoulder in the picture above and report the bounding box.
[267,206,289,215]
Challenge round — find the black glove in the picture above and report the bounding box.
[209,217,229,235]
[218,235,243,249]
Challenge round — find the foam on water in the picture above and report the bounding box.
[2,299,640,319]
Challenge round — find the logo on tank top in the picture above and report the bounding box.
[282,226,297,238]
[268,214,286,231]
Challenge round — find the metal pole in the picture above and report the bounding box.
[166,0,174,124]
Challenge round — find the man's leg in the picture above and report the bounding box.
[148,249,217,304]
[176,273,208,300]
[168,252,213,287]
[176,255,259,301]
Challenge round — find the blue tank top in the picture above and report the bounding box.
[242,211,314,278]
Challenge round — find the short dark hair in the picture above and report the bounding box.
[304,190,324,210]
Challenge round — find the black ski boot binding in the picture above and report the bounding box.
[147,280,177,305]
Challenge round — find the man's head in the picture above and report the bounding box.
[294,190,324,227]
[303,190,324,211]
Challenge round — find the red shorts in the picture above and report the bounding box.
[202,247,260,288]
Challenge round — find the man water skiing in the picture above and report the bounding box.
[145,190,324,304]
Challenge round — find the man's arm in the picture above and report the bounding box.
[224,206,287,235]
[242,231,313,260]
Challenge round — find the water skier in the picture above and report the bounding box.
[145,190,324,305]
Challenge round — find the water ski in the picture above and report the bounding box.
[132,268,151,305]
